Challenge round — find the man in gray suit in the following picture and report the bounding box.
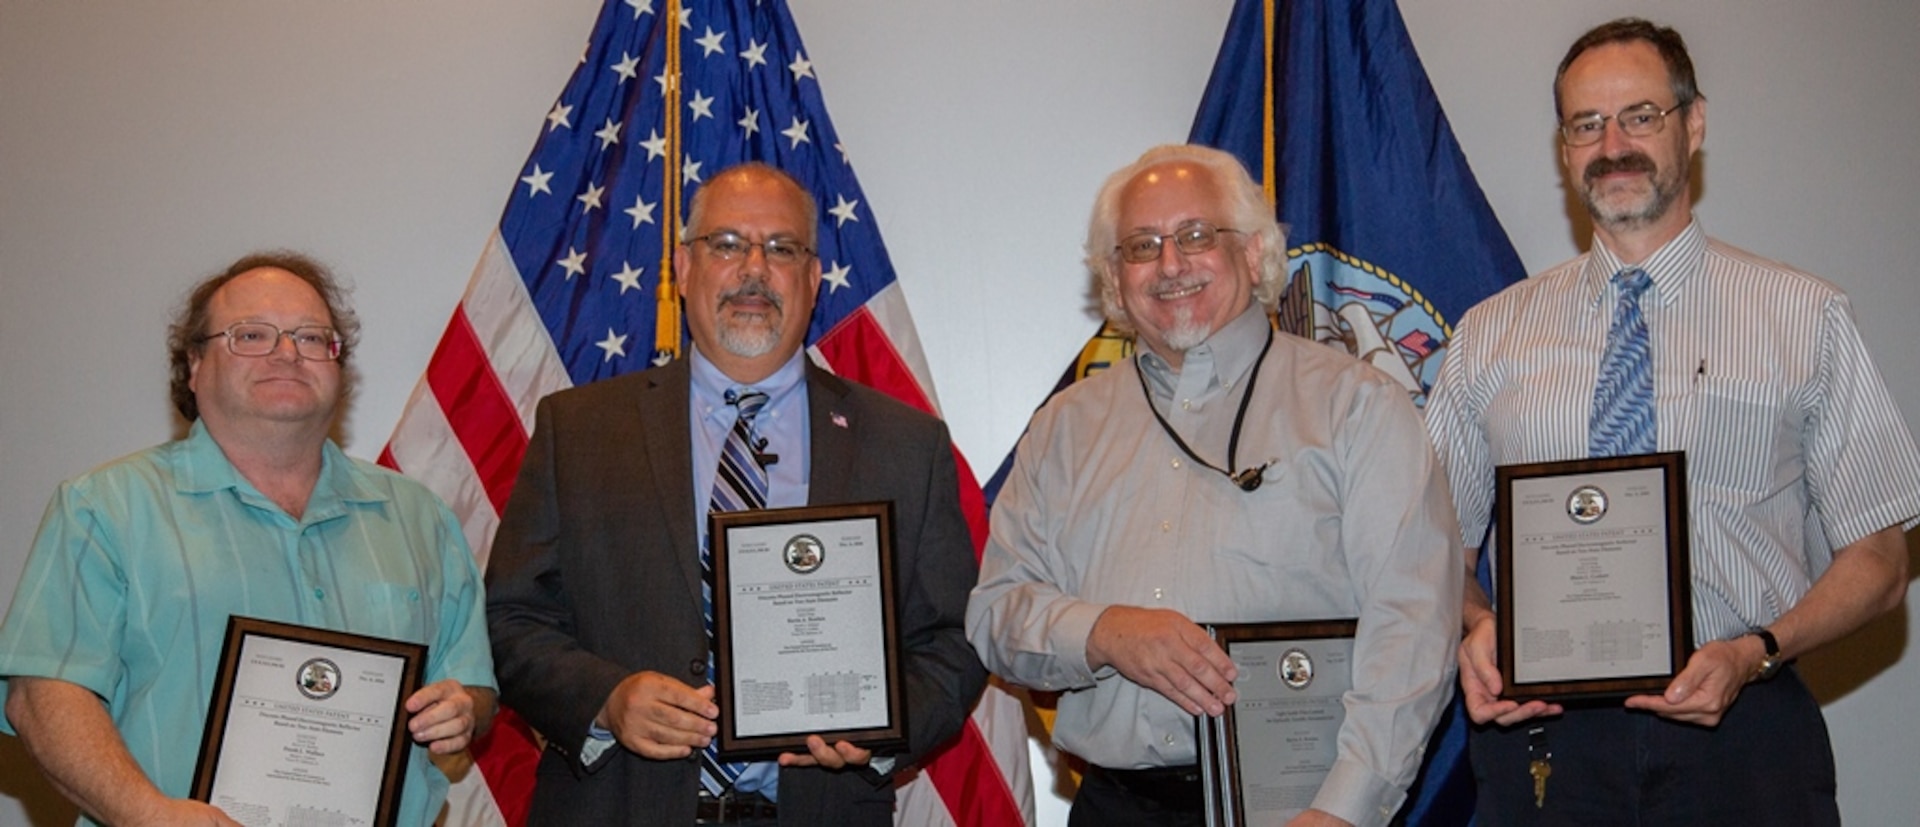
[485,163,985,825]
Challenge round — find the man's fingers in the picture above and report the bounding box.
[805,735,845,768]
[832,740,872,765]
[1137,655,1230,715]
[1622,643,1743,726]
[604,672,722,757]
[1188,627,1240,680]
[1492,700,1562,728]
[777,735,872,768]
[1162,636,1238,709]
[621,698,711,758]
[1092,607,1240,714]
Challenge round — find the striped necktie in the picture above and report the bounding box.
[1589,268,1655,457]
[700,388,769,793]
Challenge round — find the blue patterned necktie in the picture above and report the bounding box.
[700,388,769,793]
[1589,268,1655,457]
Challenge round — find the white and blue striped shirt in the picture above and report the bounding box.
[1426,220,1920,642]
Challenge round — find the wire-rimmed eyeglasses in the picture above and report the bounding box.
[1115,221,1244,264]
[688,231,815,266]
[1560,101,1688,147]
[199,322,343,361]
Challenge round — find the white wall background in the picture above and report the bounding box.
[2,1,1915,824]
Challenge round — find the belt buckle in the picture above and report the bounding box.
[697,790,775,824]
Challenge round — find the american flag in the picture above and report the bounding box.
[378,0,1032,823]
[1396,329,1437,359]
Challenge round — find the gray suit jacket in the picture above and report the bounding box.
[486,358,986,826]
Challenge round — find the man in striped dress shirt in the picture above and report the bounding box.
[1424,18,1920,826]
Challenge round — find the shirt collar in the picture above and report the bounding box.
[689,345,808,421]
[1582,218,1708,310]
[172,419,382,522]
[1136,303,1269,400]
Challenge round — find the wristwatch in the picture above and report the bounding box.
[1749,627,1784,681]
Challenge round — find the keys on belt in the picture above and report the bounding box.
[1528,725,1552,809]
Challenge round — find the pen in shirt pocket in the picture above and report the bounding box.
[1694,358,1706,385]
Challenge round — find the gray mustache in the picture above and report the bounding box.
[1148,275,1208,298]
[720,279,783,311]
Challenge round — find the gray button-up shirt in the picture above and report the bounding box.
[968,306,1461,826]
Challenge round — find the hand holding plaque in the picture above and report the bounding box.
[774,733,875,769]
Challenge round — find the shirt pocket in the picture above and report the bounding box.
[361,582,428,640]
[1212,460,1348,613]
[1690,377,1793,494]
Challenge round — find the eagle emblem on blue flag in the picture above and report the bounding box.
[1279,244,1453,404]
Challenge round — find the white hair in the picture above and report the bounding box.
[1083,144,1288,333]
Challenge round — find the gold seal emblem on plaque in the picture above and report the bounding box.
[784,534,824,574]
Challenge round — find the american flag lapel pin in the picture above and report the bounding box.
[831,411,848,429]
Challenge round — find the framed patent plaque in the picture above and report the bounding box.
[191,616,425,827]
[709,501,906,761]
[1198,619,1358,827]
[1495,452,1693,700]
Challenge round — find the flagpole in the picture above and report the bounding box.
[1261,0,1276,207]
[1263,0,1281,340]
[656,0,684,361]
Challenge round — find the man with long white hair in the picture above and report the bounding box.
[970,145,1461,827]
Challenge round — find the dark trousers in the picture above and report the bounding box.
[1069,765,1204,827]
[1471,669,1838,826]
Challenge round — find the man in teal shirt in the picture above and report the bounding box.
[0,252,496,826]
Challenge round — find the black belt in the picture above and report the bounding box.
[1089,763,1203,811]
[695,790,778,823]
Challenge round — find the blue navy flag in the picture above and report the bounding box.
[380,1,1032,823]
[1192,0,1524,408]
